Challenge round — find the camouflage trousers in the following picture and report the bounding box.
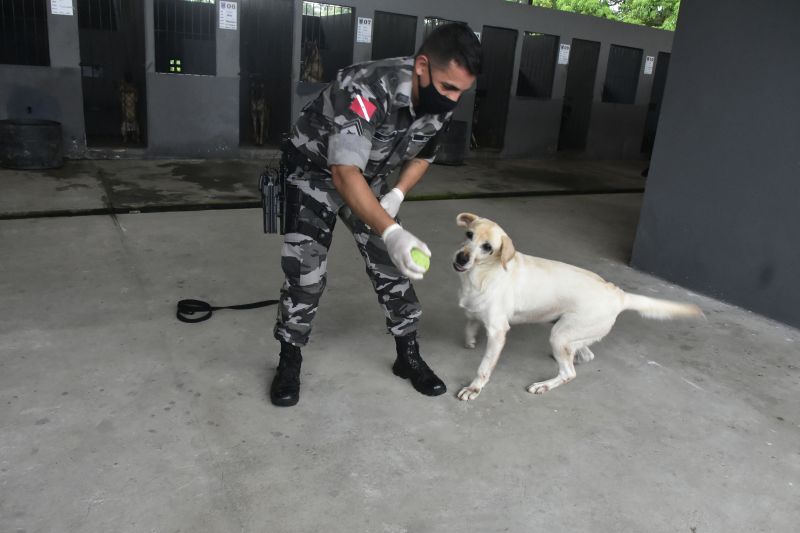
[273,167,421,347]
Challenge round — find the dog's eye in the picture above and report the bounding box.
[465,231,473,240]
[481,242,493,253]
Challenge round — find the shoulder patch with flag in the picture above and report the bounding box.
[349,94,377,122]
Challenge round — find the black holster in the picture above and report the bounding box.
[262,139,336,243]
[259,164,287,234]
[259,138,297,234]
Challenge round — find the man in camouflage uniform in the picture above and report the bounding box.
[271,23,481,406]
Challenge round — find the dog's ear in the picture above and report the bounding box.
[456,213,478,227]
[500,234,516,270]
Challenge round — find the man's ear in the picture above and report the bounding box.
[456,213,478,227]
[500,234,516,270]
[414,54,428,77]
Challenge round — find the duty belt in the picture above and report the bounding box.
[283,143,322,174]
[283,141,390,182]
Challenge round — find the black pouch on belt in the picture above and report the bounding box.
[283,186,337,248]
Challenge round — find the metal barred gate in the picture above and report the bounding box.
[78,0,147,147]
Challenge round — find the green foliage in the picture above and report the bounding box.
[523,0,681,31]
[549,0,616,20]
[611,0,681,30]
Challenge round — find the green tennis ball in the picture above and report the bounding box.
[411,248,430,272]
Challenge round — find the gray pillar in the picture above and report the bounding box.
[631,0,800,328]
[217,1,240,78]
[45,0,85,156]
[47,0,80,67]
[352,9,374,64]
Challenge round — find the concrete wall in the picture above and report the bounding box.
[584,103,648,159]
[1,0,671,159]
[144,0,240,157]
[0,66,85,158]
[0,0,85,157]
[503,98,562,157]
[497,7,671,159]
[290,0,672,160]
[146,74,239,157]
[631,0,800,328]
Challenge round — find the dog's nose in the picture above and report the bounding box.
[455,251,469,266]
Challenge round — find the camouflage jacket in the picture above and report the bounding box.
[289,56,453,179]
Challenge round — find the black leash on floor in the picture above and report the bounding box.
[176,298,279,324]
[177,146,290,325]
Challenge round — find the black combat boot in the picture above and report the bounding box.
[270,341,302,407]
[392,332,446,396]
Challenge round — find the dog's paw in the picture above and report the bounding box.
[575,347,595,364]
[457,386,482,401]
[464,339,477,349]
[527,382,550,395]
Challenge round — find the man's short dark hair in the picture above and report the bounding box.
[417,23,482,76]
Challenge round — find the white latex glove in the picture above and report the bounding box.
[381,223,431,281]
[379,187,404,219]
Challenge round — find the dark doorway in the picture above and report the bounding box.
[472,26,518,151]
[300,2,354,83]
[602,44,643,104]
[641,51,671,154]
[372,11,417,60]
[78,0,147,147]
[1,0,50,66]
[423,17,459,38]
[240,0,293,146]
[557,38,600,152]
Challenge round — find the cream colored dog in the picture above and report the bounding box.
[453,212,703,400]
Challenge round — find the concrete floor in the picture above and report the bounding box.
[1,161,799,532]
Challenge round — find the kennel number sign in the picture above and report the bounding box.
[219,1,238,30]
[644,55,655,75]
[51,0,73,15]
[557,44,571,65]
[357,17,373,44]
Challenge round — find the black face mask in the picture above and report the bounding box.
[416,64,459,115]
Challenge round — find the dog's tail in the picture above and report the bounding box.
[623,293,703,320]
